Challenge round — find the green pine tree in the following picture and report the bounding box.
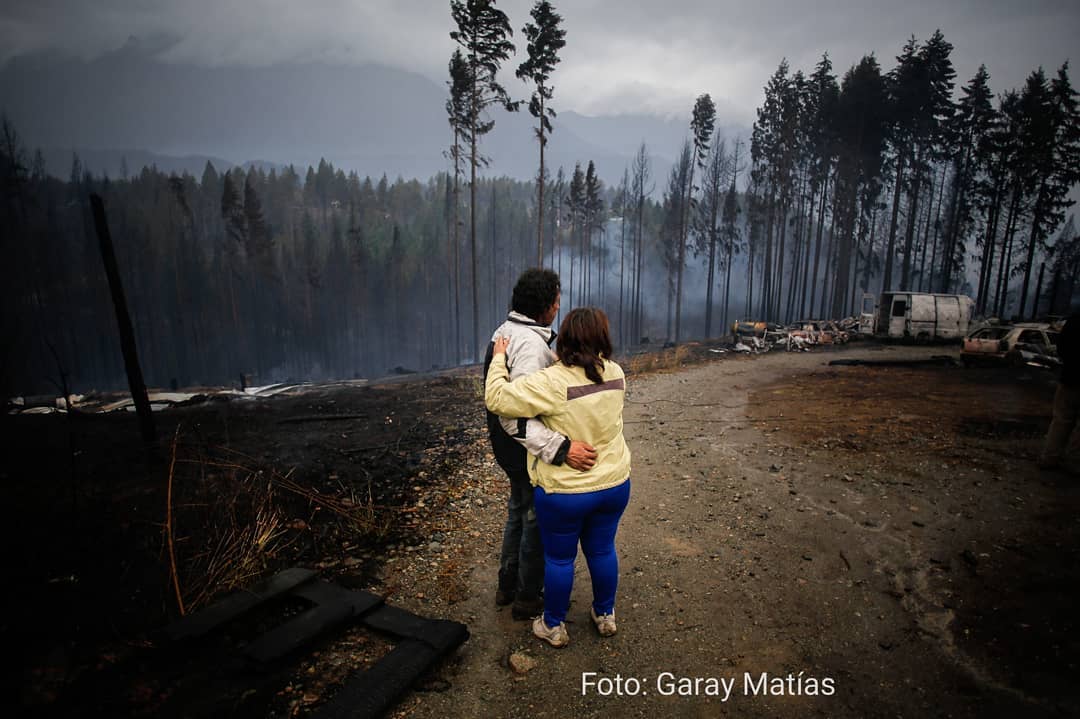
[516,0,566,265]
[449,0,519,358]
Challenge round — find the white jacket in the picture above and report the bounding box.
[488,311,568,465]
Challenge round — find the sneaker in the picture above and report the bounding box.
[495,588,515,606]
[512,596,544,620]
[532,616,570,648]
[591,607,617,637]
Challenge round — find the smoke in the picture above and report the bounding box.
[543,217,759,346]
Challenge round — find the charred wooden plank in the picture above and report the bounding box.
[243,581,382,663]
[313,622,468,719]
[164,567,317,643]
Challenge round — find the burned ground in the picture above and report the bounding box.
[6,372,486,717]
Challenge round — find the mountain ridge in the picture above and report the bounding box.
[2,45,749,186]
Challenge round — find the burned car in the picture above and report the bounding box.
[820,320,850,344]
[732,320,788,352]
[733,319,785,338]
[960,323,1060,368]
[786,320,848,348]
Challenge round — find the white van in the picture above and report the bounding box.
[859,292,975,342]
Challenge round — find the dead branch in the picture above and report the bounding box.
[166,425,186,616]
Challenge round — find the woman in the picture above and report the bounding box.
[485,307,631,648]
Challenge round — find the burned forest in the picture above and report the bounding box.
[3,2,1080,718]
[3,29,1080,395]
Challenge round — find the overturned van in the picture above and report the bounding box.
[859,292,975,342]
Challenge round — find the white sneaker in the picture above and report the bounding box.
[532,616,570,647]
[591,607,617,637]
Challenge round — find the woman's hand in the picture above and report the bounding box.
[493,335,510,356]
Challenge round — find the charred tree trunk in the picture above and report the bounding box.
[723,239,734,335]
[808,172,830,319]
[994,190,1022,318]
[622,207,630,347]
[899,152,925,291]
[1031,261,1046,320]
[760,191,775,318]
[1017,179,1048,319]
[820,191,841,317]
[916,168,938,292]
[882,150,907,292]
[798,182,817,319]
[976,180,1004,312]
[925,166,947,293]
[773,195,788,321]
[704,226,717,338]
[861,207,879,304]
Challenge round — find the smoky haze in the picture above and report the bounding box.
[0,39,741,186]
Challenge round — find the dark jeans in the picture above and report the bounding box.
[498,468,544,600]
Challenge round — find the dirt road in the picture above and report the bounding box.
[386,344,1079,719]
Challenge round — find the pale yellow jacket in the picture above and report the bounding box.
[485,353,631,494]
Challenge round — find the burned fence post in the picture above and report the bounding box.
[90,193,157,445]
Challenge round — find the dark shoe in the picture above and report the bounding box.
[495,588,515,606]
[511,596,544,620]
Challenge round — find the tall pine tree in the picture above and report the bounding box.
[516,0,566,265]
[449,0,518,358]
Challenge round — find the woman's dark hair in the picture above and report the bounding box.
[556,307,613,383]
[511,268,561,320]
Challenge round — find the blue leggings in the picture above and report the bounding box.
[533,480,631,628]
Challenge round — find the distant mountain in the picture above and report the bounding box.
[0,42,748,187]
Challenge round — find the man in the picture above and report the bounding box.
[1040,309,1079,473]
[483,268,597,620]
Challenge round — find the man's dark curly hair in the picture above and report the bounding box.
[511,268,560,320]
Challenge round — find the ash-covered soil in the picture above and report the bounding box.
[6,342,1079,718]
[5,370,487,717]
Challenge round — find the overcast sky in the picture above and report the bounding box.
[2,0,1077,123]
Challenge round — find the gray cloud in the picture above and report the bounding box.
[1,0,1076,122]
